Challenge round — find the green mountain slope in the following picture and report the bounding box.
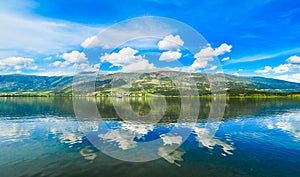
[0,72,300,95]
[0,74,73,92]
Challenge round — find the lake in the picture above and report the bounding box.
[0,97,300,177]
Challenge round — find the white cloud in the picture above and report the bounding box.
[209,66,218,71]
[164,66,194,73]
[159,49,182,62]
[227,47,300,64]
[81,17,175,49]
[190,48,214,70]
[233,72,239,76]
[43,56,53,61]
[39,62,99,76]
[157,34,184,50]
[50,61,65,67]
[33,70,74,76]
[190,43,232,70]
[61,51,88,63]
[273,74,289,81]
[273,63,300,73]
[221,57,230,62]
[274,73,300,83]
[238,69,243,72]
[255,55,300,75]
[273,64,291,73]
[123,39,158,49]
[81,35,102,48]
[0,13,101,57]
[50,51,88,68]
[286,55,300,63]
[194,46,215,59]
[48,51,96,75]
[100,47,143,67]
[288,73,300,83]
[0,2,103,75]
[121,59,155,72]
[0,57,34,66]
[0,0,36,14]
[0,56,38,72]
[255,55,300,78]
[190,60,210,70]
[214,43,232,56]
[255,66,272,73]
[255,55,300,82]
[100,47,155,72]
[72,63,100,72]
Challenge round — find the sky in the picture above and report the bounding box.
[0,0,300,82]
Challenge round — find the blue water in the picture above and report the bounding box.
[0,97,300,177]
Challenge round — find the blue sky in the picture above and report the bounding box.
[0,0,300,82]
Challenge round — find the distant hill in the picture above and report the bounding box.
[0,74,73,93]
[0,72,300,95]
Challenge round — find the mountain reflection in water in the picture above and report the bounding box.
[0,97,300,177]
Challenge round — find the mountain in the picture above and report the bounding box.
[0,72,300,95]
[0,74,73,93]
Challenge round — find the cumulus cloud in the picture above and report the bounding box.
[190,43,232,70]
[233,72,239,76]
[255,55,300,76]
[157,34,184,50]
[100,47,143,67]
[190,60,210,70]
[214,43,232,56]
[273,64,291,73]
[0,56,38,72]
[159,49,182,62]
[61,50,88,63]
[48,51,97,74]
[50,51,88,68]
[122,60,155,72]
[255,66,272,74]
[50,61,66,67]
[190,48,214,70]
[274,73,300,83]
[286,55,300,63]
[273,63,300,73]
[81,17,175,49]
[254,55,300,82]
[100,47,155,72]
[81,35,102,48]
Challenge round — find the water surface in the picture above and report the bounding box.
[0,97,300,177]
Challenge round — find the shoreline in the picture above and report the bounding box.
[1,93,300,98]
